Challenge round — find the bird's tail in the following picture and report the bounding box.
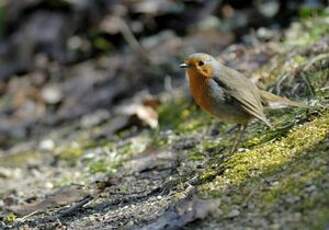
[259,90,307,109]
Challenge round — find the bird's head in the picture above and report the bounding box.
[180,53,218,78]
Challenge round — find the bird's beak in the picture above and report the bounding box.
[179,63,189,69]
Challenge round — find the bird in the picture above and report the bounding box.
[180,53,304,152]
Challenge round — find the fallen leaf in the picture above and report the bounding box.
[123,104,158,128]
[118,96,160,129]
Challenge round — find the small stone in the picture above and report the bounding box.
[270,223,280,229]
[286,196,300,204]
[237,147,249,152]
[0,167,22,179]
[67,36,83,50]
[227,209,240,218]
[39,139,55,151]
[45,182,54,189]
[272,181,280,186]
[0,167,13,178]
[80,110,110,128]
[41,85,63,104]
[126,220,134,226]
[305,185,317,193]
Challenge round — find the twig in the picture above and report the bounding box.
[301,72,315,97]
[303,53,329,72]
[56,195,93,218]
[115,17,151,63]
[275,73,288,95]
[301,53,329,97]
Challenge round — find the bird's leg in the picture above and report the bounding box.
[230,124,247,153]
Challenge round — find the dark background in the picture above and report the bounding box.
[0,0,326,149]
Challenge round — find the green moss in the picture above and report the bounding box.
[188,150,204,161]
[199,170,218,183]
[158,98,186,130]
[4,213,16,224]
[199,109,329,227]
[86,155,121,175]
[309,208,329,229]
[299,6,329,19]
[229,112,328,183]
[245,108,308,148]
[94,37,112,51]
[158,98,211,133]
[150,131,169,148]
[82,139,113,150]
[88,160,118,174]
[57,146,84,161]
[0,151,41,167]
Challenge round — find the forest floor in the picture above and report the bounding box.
[0,6,329,230]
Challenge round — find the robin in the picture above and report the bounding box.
[180,53,304,152]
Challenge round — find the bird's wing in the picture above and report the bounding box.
[213,65,272,127]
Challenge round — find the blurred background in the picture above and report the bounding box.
[0,0,327,149]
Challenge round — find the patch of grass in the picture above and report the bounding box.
[199,110,329,227]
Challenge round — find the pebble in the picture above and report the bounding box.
[39,139,55,151]
[227,209,240,218]
[41,85,63,104]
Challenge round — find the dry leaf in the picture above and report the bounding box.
[121,104,159,128]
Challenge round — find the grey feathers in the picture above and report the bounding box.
[212,64,272,128]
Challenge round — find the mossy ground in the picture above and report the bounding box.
[195,110,329,229]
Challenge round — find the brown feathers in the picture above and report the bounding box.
[259,90,307,109]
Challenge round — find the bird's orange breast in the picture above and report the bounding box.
[187,69,214,114]
[186,68,251,125]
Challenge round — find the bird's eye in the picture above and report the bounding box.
[198,61,205,66]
